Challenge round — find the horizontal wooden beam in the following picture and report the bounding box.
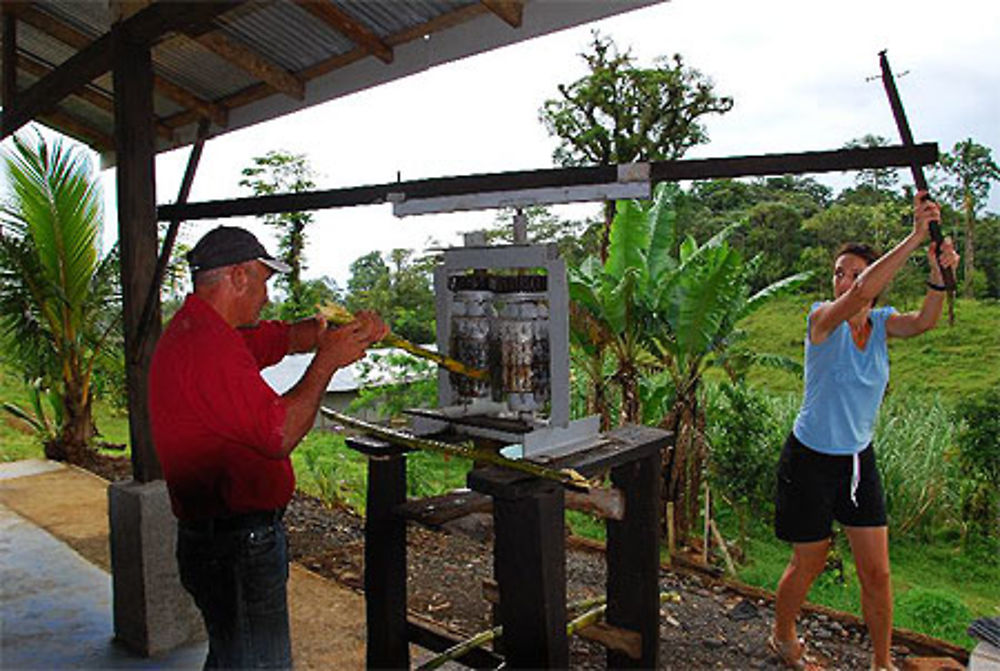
[157,143,939,222]
[577,622,641,659]
[8,3,229,128]
[295,1,393,64]
[1,2,239,139]
[17,51,173,141]
[159,3,490,131]
[406,613,504,669]
[152,72,228,127]
[481,0,523,28]
[194,31,305,100]
[39,108,114,151]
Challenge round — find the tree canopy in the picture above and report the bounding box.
[540,31,733,259]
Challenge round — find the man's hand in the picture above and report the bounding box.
[315,310,389,369]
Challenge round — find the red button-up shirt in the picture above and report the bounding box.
[149,294,292,521]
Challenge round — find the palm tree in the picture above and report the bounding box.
[0,131,120,462]
[569,183,809,542]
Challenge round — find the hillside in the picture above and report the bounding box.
[739,296,1000,400]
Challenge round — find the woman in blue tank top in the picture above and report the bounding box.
[769,192,960,671]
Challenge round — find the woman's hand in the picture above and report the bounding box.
[912,190,940,242]
[927,237,960,284]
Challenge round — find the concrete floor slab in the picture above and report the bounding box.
[0,459,65,481]
[0,503,207,669]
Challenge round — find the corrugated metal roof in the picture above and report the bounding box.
[219,2,357,72]
[1,1,665,158]
[153,34,259,101]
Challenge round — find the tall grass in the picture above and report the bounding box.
[875,391,959,539]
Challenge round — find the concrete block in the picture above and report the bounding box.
[970,641,1000,671]
[108,479,205,656]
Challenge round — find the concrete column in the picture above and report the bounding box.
[108,479,204,655]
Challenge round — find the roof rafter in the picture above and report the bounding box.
[193,31,305,100]
[1,2,237,138]
[151,71,227,127]
[161,3,492,129]
[17,51,174,141]
[9,2,228,126]
[480,0,523,28]
[39,107,114,151]
[295,1,393,64]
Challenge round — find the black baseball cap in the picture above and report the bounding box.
[186,226,291,274]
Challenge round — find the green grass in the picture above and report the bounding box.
[729,517,999,648]
[0,367,46,461]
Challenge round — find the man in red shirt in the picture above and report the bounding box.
[149,226,387,669]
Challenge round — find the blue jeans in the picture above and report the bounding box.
[177,517,292,669]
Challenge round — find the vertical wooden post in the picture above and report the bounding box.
[606,450,661,669]
[2,9,16,111]
[702,483,711,564]
[365,452,409,669]
[113,25,161,482]
[491,479,568,669]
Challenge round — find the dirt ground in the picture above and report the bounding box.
[29,453,971,670]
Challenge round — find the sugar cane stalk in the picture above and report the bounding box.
[317,302,488,380]
[320,406,590,491]
[416,591,680,670]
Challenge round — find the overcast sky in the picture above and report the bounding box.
[93,0,1000,287]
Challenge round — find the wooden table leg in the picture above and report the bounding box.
[606,451,661,669]
[365,452,409,670]
[472,469,569,669]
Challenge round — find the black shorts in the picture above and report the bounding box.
[774,432,887,543]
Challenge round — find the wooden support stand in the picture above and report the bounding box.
[348,435,410,670]
[347,424,672,670]
[468,469,569,669]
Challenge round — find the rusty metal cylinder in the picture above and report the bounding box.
[493,290,549,413]
[449,284,493,401]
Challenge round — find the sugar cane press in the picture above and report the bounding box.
[404,235,602,459]
[339,229,672,670]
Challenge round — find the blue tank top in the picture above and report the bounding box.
[792,303,896,455]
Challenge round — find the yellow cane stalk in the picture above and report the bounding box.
[317,302,489,381]
[416,591,681,670]
[320,407,591,492]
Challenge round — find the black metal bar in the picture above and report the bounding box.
[606,444,662,668]
[156,144,938,222]
[130,117,210,365]
[879,50,955,290]
[363,448,410,670]
[648,144,937,182]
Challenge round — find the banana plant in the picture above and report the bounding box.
[569,182,810,542]
[647,212,810,542]
[568,187,678,427]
